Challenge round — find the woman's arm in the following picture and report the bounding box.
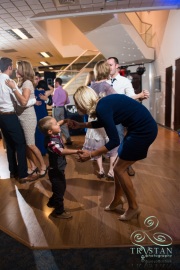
[45,85,54,97]
[6,79,31,106]
[61,149,83,156]
[131,90,150,100]
[78,146,108,162]
[66,119,92,129]
[14,87,30,106]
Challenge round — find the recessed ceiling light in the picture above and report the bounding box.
[105,0,123,2]
[49,67,53,69]
[53,0,79,6]
[39,52,53,58]
[6,28,33,40]
[40,61,50,66]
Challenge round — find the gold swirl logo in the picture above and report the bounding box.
[130,216,172,247]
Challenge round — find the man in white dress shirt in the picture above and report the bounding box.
[107,57,149,176]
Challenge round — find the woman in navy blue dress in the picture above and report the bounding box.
[69,86,158,221]
[34,80,49,155]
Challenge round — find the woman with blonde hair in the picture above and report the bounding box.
[69,86,158,221]
[6,60,47,178]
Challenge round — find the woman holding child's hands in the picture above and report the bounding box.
[67,86,158,222]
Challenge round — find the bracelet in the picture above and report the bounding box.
[12,88,17,92]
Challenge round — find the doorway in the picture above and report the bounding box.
[174,58,180,130]
[165,66,172,128]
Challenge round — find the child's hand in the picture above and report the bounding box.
[67,119,81,129]
[77,150,91,162]
[77,149,83,155]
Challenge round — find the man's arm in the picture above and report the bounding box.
[123,79,150,100]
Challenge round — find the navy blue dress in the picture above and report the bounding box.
[34,89,48,155]
[91,94,158,161]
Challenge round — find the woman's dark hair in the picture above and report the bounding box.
[37,80,48,90]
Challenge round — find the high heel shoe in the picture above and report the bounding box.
[39,167,48,178]
[118,208,141,221]
[104,196,126,211]
[28,167,39,176]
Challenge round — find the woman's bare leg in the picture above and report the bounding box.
[113,158,138,210]
[105,156,124,210]
[96,156,104,174]
[26,147,37,172]
[27,145,46,173]
[108,155,117,176]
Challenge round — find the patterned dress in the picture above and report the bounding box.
[82,81,119,159]
[15,80,37,145]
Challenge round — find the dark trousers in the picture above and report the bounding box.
[48,168,66,214]
[0,114,28,178]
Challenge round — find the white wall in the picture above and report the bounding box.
[143,10,180,128]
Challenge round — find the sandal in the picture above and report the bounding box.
[97,171,105,179]
[106,172,114,181]
[28,167,39,176]
[39,167,48,178]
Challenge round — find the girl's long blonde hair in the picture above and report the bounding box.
[93,60,110,81]
[73,86,99,118]
[85,70,95,86]
[16,60,35,87]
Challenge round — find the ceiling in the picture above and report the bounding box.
[0,0,179,71]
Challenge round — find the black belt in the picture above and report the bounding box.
[0,111,15,115]
[53,106,64,108]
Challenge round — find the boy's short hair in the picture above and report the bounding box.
[38,116,53,135]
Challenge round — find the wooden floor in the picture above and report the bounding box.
[0,126,180,249]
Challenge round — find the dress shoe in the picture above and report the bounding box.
[10,173,19,179]
[104,198,125,211]
[19,174,39,184]
[118,208,141,221]
[127,166,135,176]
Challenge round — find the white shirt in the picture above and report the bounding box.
[107,73,135,97]
[0,73,15,112]
[0,73,36,112]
